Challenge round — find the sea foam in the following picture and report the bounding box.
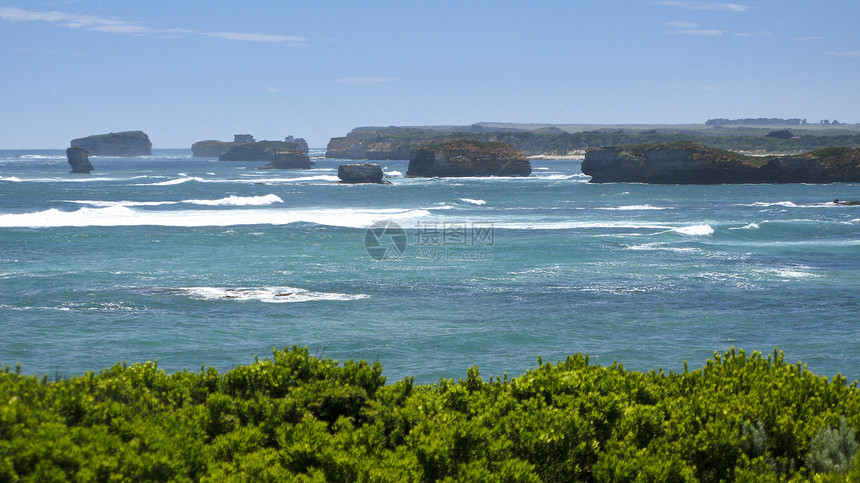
[0,206,431,228]
[175,286,369,303]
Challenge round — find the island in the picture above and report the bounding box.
[70,131,152,156]
[581,141,860,183]
[219,140,312,169]
[406,140,531,177]
[193,134,309,157]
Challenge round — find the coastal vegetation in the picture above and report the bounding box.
[325,126,860,159]
[1,347,858,481]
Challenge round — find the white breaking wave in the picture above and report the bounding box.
[143,176,206,186]
[385,170,403,176]
[460,198,486,206]
[67,194,284,208]
[671,224,714,236]
[0,176,23,182]
[626,242,701,253]
[183,194,283,206]
[746,201,798,208]
[730,223,760,230]
[175,286,369,303]
[597,204,670,211]
[0,206,431,228]
[138,175,340,186]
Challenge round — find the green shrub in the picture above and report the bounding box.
[1,347,859,480]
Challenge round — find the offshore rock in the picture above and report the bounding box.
[582,141,860,184]
[284,136,309,154]
[259,149,313,169]
[70,131,152,156]
[220,141,307,164]
[338,163,386,183]
[406,140,531,177]
[66,146,94,173]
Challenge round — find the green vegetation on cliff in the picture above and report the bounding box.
[2,347,859,481]
[219,141,302,161]
[326,126,860,158]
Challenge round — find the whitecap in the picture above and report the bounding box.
[626,242,701,253]
[67,200,177,207]
[672,224,714,236]
[175,286,369,303]
[729,223,760,230]
[746,201,798,208]
[0,206,431,229]
[140,177,204,186]
[183,194,283,206]
[0,176,22,182]
[597,204,669,211]
[460,198,486,206]
[385,170,403,176]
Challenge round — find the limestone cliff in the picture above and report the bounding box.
[338,163,386,183]
[581,141,860,183]
[259,149,313,169]
[66,146,94,173]
[70,131,152,156]
[192,140,243,158]
[407,140,531,177]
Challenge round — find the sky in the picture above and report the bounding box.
[2,1,859,149]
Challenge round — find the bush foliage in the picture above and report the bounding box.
[2,347,859,481]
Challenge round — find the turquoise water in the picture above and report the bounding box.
[1,149,859,383]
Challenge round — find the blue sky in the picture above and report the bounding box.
[2,1,859,148]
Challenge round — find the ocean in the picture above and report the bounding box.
[1,149,858,383]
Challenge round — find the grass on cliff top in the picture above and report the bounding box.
[614,140,772,166]
[424,138,516,152]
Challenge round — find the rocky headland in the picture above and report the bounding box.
[70,131,152,156]
[326,124,860,159]
[337,163,387,183]
[66,146,94,173]
[581,141,860,184]
[406,140,531,177]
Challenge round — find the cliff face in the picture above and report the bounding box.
[581,141,860,183]
[192,140,243,158]
[259,150,312,169]
[219,141,303,162]
[338,163,385,183]
[70,131,152,156]
[407,140,531,177]
[66,146,94,173]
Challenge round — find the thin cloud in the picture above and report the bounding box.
[655,1,751,12]
[204,32,305,43]
[0,7,306,44]
[667,21,698,28]
[675,29,726,36]
[795,36,823,41]
[337,77,397,84]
